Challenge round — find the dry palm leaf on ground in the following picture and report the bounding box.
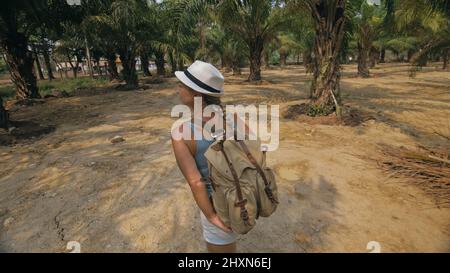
[365,144,450,208]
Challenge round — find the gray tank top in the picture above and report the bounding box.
[188,122,215,196]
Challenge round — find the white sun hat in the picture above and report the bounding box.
[175,60,224,97]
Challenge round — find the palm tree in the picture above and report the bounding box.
[193,2,216,62]
[30,33,57,81]
[277,33,302,66]
[383,36,418,61]
[146,2,169,77]
[377,0,396,63]
[287,13,315,70]
[150,4,168,77]
[203,24,247,74]
[0,0,72,127]
[393,0,450,73]
[0,0,47,99]
[86,0,152,88]
[353,0,384,77]
[217,0,288,81]
[54,24,86,79]
[83,22,120,80]
[82,0,121,80]
[156,0,198,75]
[288,0,349,116]
[221,35,247,75]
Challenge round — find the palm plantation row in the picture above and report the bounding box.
[1,0,449,128]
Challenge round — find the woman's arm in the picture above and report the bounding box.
[171,133,231,233]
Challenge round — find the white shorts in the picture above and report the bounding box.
[200,211,238,245]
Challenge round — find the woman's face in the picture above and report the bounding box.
[177,83,196,106]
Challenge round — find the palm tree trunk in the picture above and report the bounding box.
[303,50,312,72]
[94,58,102,76]
[81,60,86,75]
[54,59,66,79]
[309,0,346,116]
[169,51,176,75]
[177,57,184,71]
[155,50,165,76]
[0,96,8,129]
[443,48,449,70]
[98,60,103,76]
[140,53,151,77]
[34,51,45,80]
[42,50,55,80]
[106,53,119,80]
[280,52,287,67]
[379,48,386,63]
[369,46,378,68]
[72,64,78,78]
[358,42,370,78]
[1,32,40,99]
[120,51,138,88]
[407,49,414,62]
[417,54,428,67]
[67,54,78,79]
[248,40,263,81]
[76,53,83,77]
[55,62,64,79]
[232,60,241,75]
[84,37,94,79]
[264,50,270,69]
[224,56,232,73]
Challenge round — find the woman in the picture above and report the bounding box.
[171,60,238,253]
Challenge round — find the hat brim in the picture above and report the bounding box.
[175,71,223,97]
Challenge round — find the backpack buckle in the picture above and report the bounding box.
[234,198,247,207]
[240,207,250,225]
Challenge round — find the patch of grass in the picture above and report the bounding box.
[284,103,336,119]
[38,76,109,96]
[306,104,335,117]
[0,76,109,101]
[0,85,15,100]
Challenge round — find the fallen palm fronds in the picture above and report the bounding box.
[364,144,450,208]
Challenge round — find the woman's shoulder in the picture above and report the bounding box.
[171,120,193,141]
[171,120,196,155]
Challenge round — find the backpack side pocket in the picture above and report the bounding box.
[257,167,279,217]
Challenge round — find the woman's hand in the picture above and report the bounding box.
[208,214,232,233]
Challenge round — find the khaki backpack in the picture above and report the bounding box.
[204,137,279,234]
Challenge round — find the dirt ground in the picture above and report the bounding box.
[0,63,449,253]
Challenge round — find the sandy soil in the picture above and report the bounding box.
[0,63,449,253]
